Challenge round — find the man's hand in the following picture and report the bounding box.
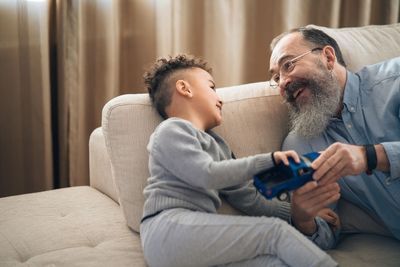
[311,142,367,186]
[291,181,340,235]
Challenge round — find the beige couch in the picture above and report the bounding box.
[1,23,400,267]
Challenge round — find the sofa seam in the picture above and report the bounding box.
[0,229,24,262]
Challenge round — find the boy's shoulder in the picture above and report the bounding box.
[153,118,198,140]
[157,117,195,131]
[154,118,223,144]
[149,118,198,152]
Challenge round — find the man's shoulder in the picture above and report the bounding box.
[357,56,400,87]
[360,56,400,72]
[282,132,314,154]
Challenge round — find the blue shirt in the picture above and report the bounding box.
[283,57,400,244]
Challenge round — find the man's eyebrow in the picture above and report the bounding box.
[269,54,293,74]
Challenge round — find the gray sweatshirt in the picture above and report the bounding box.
[142,118,291,221]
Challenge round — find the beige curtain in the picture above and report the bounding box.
[0,0,53,197]
[1,0,399,196]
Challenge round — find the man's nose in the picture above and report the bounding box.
[279,75,292,96]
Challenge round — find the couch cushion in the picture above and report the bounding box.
[89,127,119,203]
[102,94,162,233]
[102,82,288,232]
[311,23,400,72]
[328,234,400,267]
[214,82,289,157]
[0,186,146,267]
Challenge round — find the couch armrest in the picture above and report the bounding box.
[89,127,119,203]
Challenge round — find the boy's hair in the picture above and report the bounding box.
[271,27,346,67]
[144,54,212,119]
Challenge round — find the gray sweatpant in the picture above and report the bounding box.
[140,208,337,267]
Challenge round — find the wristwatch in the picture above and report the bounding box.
[364,144,377,175]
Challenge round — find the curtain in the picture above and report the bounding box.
[0,0,53,197]
[1,0,399,197]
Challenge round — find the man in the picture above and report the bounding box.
[269,26,400,246]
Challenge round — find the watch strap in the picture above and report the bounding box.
[364,144,377,175]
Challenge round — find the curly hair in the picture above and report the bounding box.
[144,54,212,119]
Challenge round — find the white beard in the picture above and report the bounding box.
[287,68,341,139]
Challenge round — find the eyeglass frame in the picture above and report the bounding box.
[269,47,323,88]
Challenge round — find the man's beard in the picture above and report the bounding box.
[286,67,341,139]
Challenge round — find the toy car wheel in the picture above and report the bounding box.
[277,191,290,202]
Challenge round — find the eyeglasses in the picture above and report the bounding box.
[269,47,323,88]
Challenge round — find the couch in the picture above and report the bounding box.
[1,23,400,267]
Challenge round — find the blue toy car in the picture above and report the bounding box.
[253,152,320,201]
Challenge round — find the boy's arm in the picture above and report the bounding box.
[152,120,274,189]
[219,181,291,222]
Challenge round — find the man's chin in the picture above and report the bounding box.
[288,107,330,139]
[296,93,312,105]
[293,127,324,140]
[290,100,312,113]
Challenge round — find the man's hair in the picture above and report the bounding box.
[271,27,346,67]
[144,54,212,119]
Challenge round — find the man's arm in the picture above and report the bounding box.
[282,133,340,249]
[311,143,390,185]
[291,181,340,235]
[221,181,340,249]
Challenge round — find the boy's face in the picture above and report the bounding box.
[187,68,222,130]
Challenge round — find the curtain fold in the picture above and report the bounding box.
[1,0,399,196]
[0,0,53,197]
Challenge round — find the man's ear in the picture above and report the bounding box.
[175,80,192,97]
[323,46,336,70]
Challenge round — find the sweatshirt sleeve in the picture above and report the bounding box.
[220,181,292,222]
[150,120,274,190]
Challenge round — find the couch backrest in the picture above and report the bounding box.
[102,23,400,233]
[102,82,287,232]
[310,23,400,72]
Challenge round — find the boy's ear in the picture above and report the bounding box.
[175,80,192,97]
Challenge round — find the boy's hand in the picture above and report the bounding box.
[273,150,300,166]
[317,208,341,231]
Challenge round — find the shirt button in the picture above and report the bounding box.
[347,124,352,128]
[350,107,355,112]
[385,177,391,185]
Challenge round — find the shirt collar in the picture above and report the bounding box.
[342,70,360,114]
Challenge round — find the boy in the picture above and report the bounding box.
[140,54,337,267]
